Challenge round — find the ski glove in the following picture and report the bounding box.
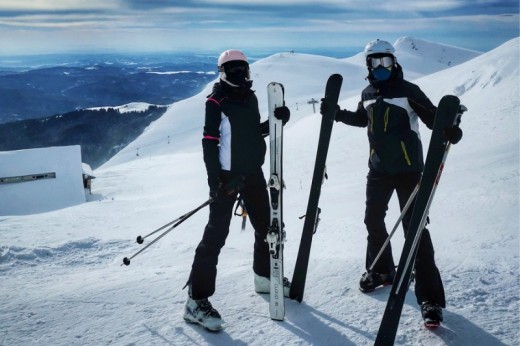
[444,103,466,144]
[213,171,244,198]
[444,126,463,144]
[274,106,290,125]
[320,98,340,119]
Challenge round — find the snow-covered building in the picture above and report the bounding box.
[0,145,86,216]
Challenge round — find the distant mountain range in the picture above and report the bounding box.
[0,53,220,168]
[0,53,218,123]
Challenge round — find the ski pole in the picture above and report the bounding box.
[369,183,420,271]
[387,105,466,278]
[395,142,453,294]
[368,182,420,272]
[394,105,466,293]
[135,210,193,245]
[122,198,213,266]
[367,105,465,273]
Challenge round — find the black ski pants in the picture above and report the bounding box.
[364,169,446,307]
[189,171,271,300]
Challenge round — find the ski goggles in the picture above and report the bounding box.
[220,61,249,73]
[367,56,395,69]
[226,65,249,74]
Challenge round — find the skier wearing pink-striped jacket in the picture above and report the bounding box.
[184,49,290,331]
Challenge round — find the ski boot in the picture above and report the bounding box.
[254,273,291,297]
[421,301,443,328]
[359,270,395,293]
[184,297,224,332]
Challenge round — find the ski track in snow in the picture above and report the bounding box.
[0,37,519,345]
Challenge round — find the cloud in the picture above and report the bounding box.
[0,0,517,55]
[0,0,117,11]
[1,0,517,28]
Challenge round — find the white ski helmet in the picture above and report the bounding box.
[217,49,248,71]
[364,39,395,58]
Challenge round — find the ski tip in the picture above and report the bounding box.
[439,95,461,110]
[441,94,460,102]
[268,81,284,89]
[325,74,343,100]
[329,73,343,81]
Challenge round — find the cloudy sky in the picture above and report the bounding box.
[0,0,518,56]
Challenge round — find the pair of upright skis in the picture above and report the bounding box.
[266,74,343,320]
[267,75,463,345]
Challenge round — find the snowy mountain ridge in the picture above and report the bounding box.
[0,37,518,345]
[393,36,483,77]
[103,36,482,169]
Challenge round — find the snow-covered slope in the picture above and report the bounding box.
[344,36,481,80]
[0,37,518,345]
[393,37,482,78]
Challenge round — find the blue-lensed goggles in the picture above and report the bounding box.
[368,56,395,69]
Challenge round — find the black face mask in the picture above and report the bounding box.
[223,61,250,87]
[226,70,249,86]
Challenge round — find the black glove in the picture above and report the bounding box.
[320,98,339,118]
[444,126,463,144]
[213,171,244,198]
[443,103,466,144]
[274,106,290,124]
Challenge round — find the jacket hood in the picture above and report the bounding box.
[212,80,254,99]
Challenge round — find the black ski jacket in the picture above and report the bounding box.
[202,82,269,191]
[336,64,436,175]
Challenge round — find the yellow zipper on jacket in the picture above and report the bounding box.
[401,141,412,166]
